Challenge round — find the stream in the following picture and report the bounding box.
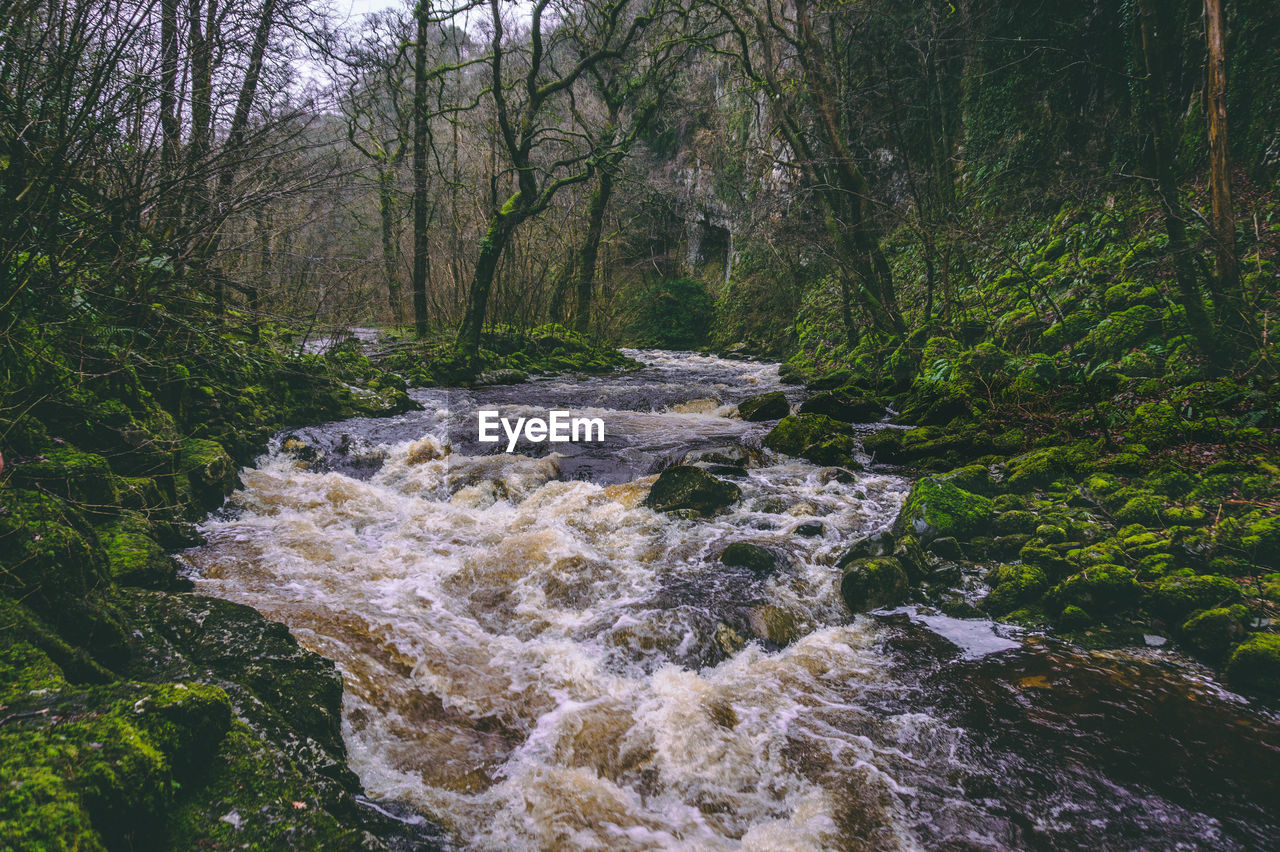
[185,350,1280,850]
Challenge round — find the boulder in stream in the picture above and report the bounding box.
[644,465,741,516]
[799,388,884,423]
[720,542,778,574]
[737,391,790,422]
[840,556,909,612]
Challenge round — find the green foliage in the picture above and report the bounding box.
[629,278,714,349]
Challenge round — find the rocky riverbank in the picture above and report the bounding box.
[738,361,1280,700]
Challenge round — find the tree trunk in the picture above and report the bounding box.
[1204,0,1242,325]
[378,167,403,324]
[158,0,179,232]
[411,0,431,338]
[458,213,517,368]
[573,168,613,335]
[1137,0,1219,362]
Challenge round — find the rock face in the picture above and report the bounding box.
[840,557,909,612]
[737,391,790,422]
[644,465,741,516]
[763,414,861,467]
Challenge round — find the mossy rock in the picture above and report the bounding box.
[737,391,790,422]
[176,438,237,512]
[1242,515,1280,567]
[840,557,909,613]
[644,465,741,517]
[895,478,993,542]
[861,428,904,463]
[1047,564,1141,616]
[1113,492,1166,525]
[984,564,1049,615]
[1085,305,1161,355]
[798,388,884,423]
[0,488,109,614]
[1146,574,1243,624]
[1004,446,1072,491]
[763,414,859,467]
[94,513,181,590]
[939,463,995,495]
[720,542,778,574]
[1226,633,1280,697]
[1180,605,1250,659]
[0,680,232,850]
[9,447,120,510]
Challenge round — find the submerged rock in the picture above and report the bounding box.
[720,542,778,574]
[737,391,789,421]
[643,465,741,516]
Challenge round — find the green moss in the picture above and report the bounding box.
[1004,446,1071,491]
[984,564,1048,615]
[1180,605,1250,659]
[1147,574,1243,623]
[644,465,742,517]
[1226,633,1280,697]
[94,513,179,589]
[737,391,789,421]
[763,413,858,466]
[0,489,108,614]
[9,447,120,509]
[896,477,993,542]
[175,438,236,512]
[993,510,1038,535]
[840,557,909,612]
[1085,305,1160,355]
[1113,492,1165,525]
[1047,564,1140,616]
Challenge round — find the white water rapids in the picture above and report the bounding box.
[183,351,1280,850]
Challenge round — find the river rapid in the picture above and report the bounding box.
[185,350,1280,850]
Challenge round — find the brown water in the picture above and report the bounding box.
[186,350,1280,850]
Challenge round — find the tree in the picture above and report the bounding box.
[453,0,667,370]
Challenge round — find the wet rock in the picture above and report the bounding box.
[839,530,896,562]
[926,564,962,586]
[177,438,237,512]
[763,414,860,467]
[720,542,778,574]
[644,465,741,516]
[682,444,761,468]
[281,434,320,463]
[794,521,824,537]
[817,466,859,485]
[798,388,884,423]
[747,605,799,646]
[699,463,747,478]
[806,369,854,391]
[737,391,789,422]
[927,537,964,561]
[840,557,909,613]
[895,477,993,543]
[714,622,747,657]
[1226,633,1280,697]
[475,368,529,385]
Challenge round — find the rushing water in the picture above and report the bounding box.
[187,350,1280,850]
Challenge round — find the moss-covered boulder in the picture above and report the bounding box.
[1085,305,1161,355]
[1146,574,1243,624]
[644,465,741,516]
[9,446,120,509]
[737,391,789,422]
[798,388,883,423]
[984,564,1049,615]
[0,489,109,614]
[1047,565,1141,616]
[94,513,182,589]
[840,557,909,613]
[1180,605,1251,659]
[895,477,993,542]
[1226,633,1280,697]
[720,542,778,574]
[176,438,237,512]
[763,413,859,467]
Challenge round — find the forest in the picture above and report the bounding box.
[3,0,1280,848]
